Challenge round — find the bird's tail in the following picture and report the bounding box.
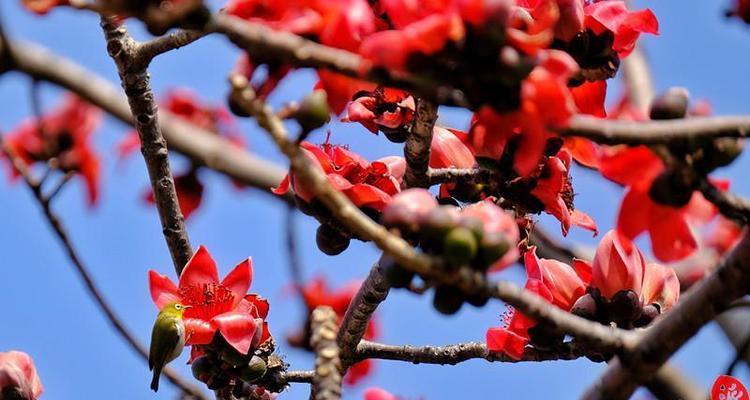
[150,367,162,392]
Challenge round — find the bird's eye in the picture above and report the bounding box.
[175,304,182,310]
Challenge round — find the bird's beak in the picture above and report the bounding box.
[183,305,193,310]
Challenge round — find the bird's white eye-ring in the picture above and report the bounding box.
[175,304,182,310]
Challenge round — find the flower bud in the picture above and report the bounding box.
[477,232,510,270]
[701,138,745,171]
[527,322,564,350]
[443,227,479,267]
[381,127,409,143]
[227,91,252,117]
[316,224,350,255]
[648,169,694,207]
[191,356,213,383]
[634,304,660,328]
[0,351,42,400]
[295,90,331,132]
[465,289,491,307]
[433,285,464,315]
[420,206,461,252]
[238,356,267,383]
[591,231,645,300]
[381,189,438,231]
[570,293,598,320]
[650,87,689,120]
[381,256,415,289]
[607,290,642,325]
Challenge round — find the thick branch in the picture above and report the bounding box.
[404,100,437,188]
[562,115,750,145]
[336,261,390,370]
[101,18,193,273]
[0,136,207,399]
[581,231,750,400]
[310,307,343,400]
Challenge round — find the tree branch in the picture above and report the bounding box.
[562,115,750,145]
[227,73,636,354]
[209,14,468,107]
[581,231,750,400]
[337,261,390,370]
[404,100,437,188]
[0,36,288,202]
[138,29,207,63]
[698,179,750,224]
[354,340,589,364]
[0,135,207,400]
[310,307,343,400]
[101,17,193,273]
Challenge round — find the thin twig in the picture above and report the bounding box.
[698,179,750,224]
[286,204,307,310]
[310,307,343,400]
[0,135,207,399]
[137,29,207,62]
[354,340,590,364]
[100,17,193,273]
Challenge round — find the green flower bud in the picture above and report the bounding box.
[238,356,267,383]
[443,227,478,267]
[476,232,510,270]
[295,91,331,132]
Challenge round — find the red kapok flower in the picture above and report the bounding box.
[301,277,379,385]
[149,246,270,355]
[0,351,43,400]
[530,150,597,236]
[273,139,405,213]
[588,230,644,300]
[4,93,101,206]
[20,0,68,14]
[486,247,587,359]
[467,49,578,176]
[583,0,659,58]
[343,88,415,135]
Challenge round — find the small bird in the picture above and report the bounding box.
[149,302,189,392]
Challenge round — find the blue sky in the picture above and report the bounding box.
[1,1,749,399]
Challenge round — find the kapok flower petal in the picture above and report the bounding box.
[148,270,180,309]
[221,258,254,308]
[179,245,220,288]
[364,387,397,400]
[184,318,216,345]
[648,205,698,262]
[486,327,528,359]
[213,312,258,354]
